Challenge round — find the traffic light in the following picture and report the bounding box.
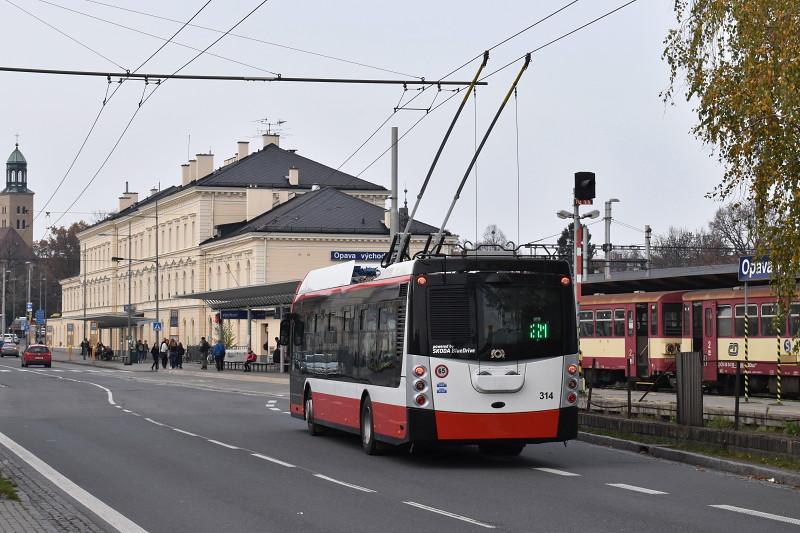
[574,171,596,202]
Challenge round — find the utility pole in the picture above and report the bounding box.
[82,243,87,343]
[1,265,6,333]
[645,225,652,274]
[603,198,619,279]
[26,261,32,344]
[126,220,132,363]
[154,193,160,341]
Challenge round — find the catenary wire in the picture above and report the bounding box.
[33,0,214,224]
[82,0,422,79]
[48,0,272,231]
[3,0,126,69]
[612,219,645,233]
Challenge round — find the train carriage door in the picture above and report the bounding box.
[692,302,703,353]
[635,304,649,378]
[624,305,636,377]
[702,301,718,381]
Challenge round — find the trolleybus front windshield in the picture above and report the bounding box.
[428,276,572,361]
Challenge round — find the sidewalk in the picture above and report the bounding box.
[50,348,289,385]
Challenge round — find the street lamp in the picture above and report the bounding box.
[556,207,599,311]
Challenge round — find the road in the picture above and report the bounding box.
[0,361,798,533]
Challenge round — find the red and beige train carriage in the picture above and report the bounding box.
[579,291,685,384]
[681,286,800,395]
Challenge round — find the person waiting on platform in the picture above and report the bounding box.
[244,349,257,372]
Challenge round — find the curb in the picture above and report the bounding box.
[578,431,800,488]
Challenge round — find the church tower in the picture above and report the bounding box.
[1,142,34,247]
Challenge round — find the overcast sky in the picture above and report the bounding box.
[0,0,725,249]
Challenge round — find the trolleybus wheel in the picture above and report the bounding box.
[360,397,379,455]
[478,443,525,456]
[305,392,323,436]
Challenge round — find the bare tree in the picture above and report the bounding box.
[479,225,509,250]
[708,201,756,254]
[651,226,731,268]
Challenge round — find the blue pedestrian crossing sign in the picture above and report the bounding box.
[152,321,162,331]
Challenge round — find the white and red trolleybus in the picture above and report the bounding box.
[281,256,579,455]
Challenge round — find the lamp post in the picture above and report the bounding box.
[556,208,600,313]
[603,198,620,279]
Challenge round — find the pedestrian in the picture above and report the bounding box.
[272,337,281,366]
[136,339,145,364]
[160,338,169,370]
[143,341,149,364]
[150,341,159,371]
[176,341,185,369]
[80,338,88,360]
[244,348,257,372]
[96,342,104,361]
[213,339,226,371]
[168,339,178,369]
[199,336,210,370]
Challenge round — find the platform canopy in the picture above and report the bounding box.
[82,312,144,329]
[188,280,300,310]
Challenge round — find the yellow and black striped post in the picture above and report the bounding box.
[776,335,782,405]
[744,305,749,403]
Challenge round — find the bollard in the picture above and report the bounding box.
[776,335,782,405]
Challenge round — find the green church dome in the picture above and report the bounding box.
[7,144,26,165]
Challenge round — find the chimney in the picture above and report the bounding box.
[383,210,391,229]
[118,181,138,211]
[196,153,214,179]
[188,159,198,181]
[181,164,191,185]
[237,141,249,160]
[288,166,299,186]
[262,133,280,147]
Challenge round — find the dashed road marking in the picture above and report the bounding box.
[207,439,239,450]
[269,407,281,411]
[251,453,295,468]
[403,501,495,529]
[145,418,165,427]
[122,409,132,413]
[533,467,581,477]
[709,505,800,526]
[606,483,668,495]
[282,411,290,414]
[0,369,10,372]
[173,428,199,437]
[314,474,375,493]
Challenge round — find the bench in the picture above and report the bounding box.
[223,360,280,372]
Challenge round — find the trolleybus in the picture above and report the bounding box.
[282,256,579,455]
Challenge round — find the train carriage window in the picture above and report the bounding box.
[579,311,594,337]
[614,309,625,337]
[662,303,682,336]
[627,310,634,336]
[595,310,612,337]
[650,305,658,336]
[734,304,758,336]
[789,303,800,336]
[761,304,785,336]
[716,305,732,337]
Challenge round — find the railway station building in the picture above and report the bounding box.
[49,134,448,356]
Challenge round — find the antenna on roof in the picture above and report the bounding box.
[254,117,288,136]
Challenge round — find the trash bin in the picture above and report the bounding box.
[125,349,136,365]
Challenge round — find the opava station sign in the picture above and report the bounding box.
[738,255,772,282]
[330,251,386,262]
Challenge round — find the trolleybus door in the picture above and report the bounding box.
[635,304,649,378]
[702,302,718,381]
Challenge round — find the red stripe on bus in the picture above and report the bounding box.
[294,275,411,303]
[434,409,560,440]
[310,392,407,439]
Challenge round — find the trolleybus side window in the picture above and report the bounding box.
[614,309,625,337]
[761,304,785,336]
[595,310,612,337]
[789,303,800,336]
[734,304,758,337]
[650,305,658,336]
[371,305,401,386]
[662,303,682,336]
[716,305,732,337]
[579,311,594,337]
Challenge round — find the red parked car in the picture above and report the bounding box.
[22,344,51,368]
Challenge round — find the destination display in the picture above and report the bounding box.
[330,251,386,262]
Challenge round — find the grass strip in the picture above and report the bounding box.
[0,473,19,501]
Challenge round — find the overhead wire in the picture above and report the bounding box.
[612,219,645,233]
[48,0,272,231]
[33,0,214,224]
[3,0,126,69]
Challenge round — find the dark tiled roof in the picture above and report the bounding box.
[196,144,386,191]
[209,187,438,241]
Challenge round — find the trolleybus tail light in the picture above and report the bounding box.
[416,275,428,286]
[567,364,578,375]
[567,378,578,389]
[413,365,427,377]
[560,276,571,286]
[415,394,428,406]
[567,392,577,404]
[414,379,426,392]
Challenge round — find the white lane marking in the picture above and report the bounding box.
[0,430,148,533]
[122,409,132,413]
[87,382,116,406]
[207,439,239,450]
[282,411,290,414]
[115,405,122,409]
[269,407,281,411]
[534,467,581,477]
[173,428,198,437]
[314,474,375,493]
[51,369,64,372]
[606,483,668,495]
[251,453,296,468]
[266,400,277,405]
[0,369,10,372]
[145,418,165,427]
[131,413,141,417]
[69,369,83,373]
[710,505,800,526]
[403,501,495,529]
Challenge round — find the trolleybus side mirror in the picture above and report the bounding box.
[279,318,290,346]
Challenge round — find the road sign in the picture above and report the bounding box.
[35,309,45,325]
[152,322,162,331]
[123,304,136,313]
[26,302,32,312]
[738,255,772,282]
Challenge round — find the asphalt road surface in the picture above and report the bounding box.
[1,362,798,533]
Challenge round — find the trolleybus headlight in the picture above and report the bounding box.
[567,364,578,375]
[567,392,577,404]
[415,394,428,406]
[414,379,426,391]
[560,276,571,286]
[567,378,578,389]
[416,275,428,286]
[413,365,427,377]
